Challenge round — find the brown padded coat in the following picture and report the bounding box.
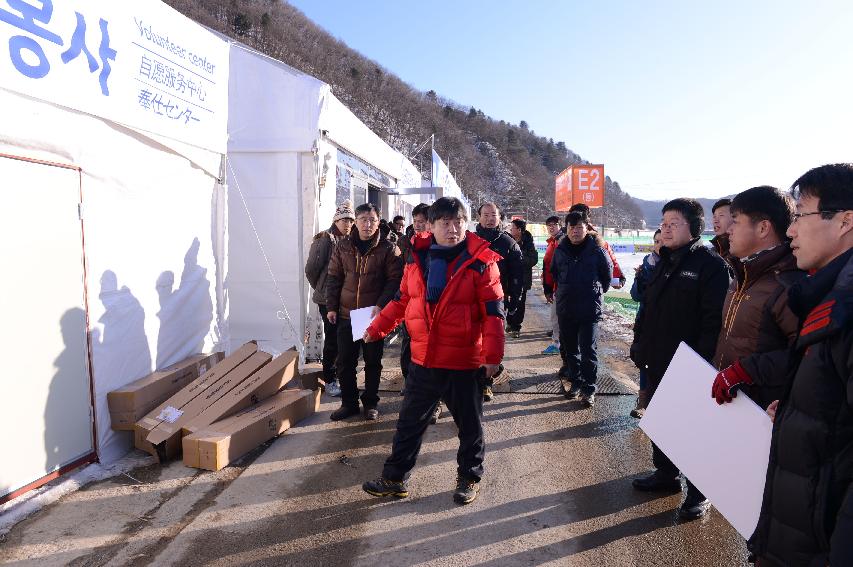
[711,234,734,267]
[713,243,805,408]
[325,229,403,318]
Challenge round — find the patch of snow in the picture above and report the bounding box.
[0,452,154,536]
[601,304,635,343]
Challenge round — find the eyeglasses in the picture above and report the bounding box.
[659,221,686,231]
[355,217,379,225]
[792,210,848,222]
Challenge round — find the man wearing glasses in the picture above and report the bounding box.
[361,197,505,505]
[750,164,853,566]
[630,198,730,519]
[326,203,403,421]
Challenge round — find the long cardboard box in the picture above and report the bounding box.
[108,352,224,430]
[134,342,257,460]
[145,350,272,446]
[182,348,298,437]
[182,388,320,471]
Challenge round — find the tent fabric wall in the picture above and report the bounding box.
[0,88,224,464]
[227,45,327,154]
[225,151,306,355]
[224,43,426,360]
[223,45,329,357]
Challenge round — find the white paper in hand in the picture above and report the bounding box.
[639,342,773,539]
[349,306,377,343]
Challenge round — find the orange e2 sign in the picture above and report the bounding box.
[555,168,572,211]
[555,164,605,211]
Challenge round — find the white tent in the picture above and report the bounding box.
[432,149,471,217]
[0,0,228,500]
[223,44,422,361]
[0,1,426,502]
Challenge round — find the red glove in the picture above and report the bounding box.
[712,361,753,404]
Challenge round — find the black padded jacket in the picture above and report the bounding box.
[750,248,853,567]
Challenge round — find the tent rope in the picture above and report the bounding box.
[226,159,306,362]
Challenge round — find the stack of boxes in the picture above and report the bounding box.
[107,343,321,471]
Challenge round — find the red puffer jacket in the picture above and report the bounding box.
[601,239,624,281]
[367,231,505,370]
[542,231,564,296]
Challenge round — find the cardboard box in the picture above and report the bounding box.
[145,350,272,447]
[134,424,182,462]
[182,388,320,471]
[182,348,299,437]
[134,342,257,460]
[295,363,323,391]
[108,352,224,430]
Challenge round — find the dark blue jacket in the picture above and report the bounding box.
[550,233,613,322]
[630,252,660,304]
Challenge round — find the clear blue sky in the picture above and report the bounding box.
[288,0,853,201]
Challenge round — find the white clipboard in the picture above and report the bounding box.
[640,342,773,539]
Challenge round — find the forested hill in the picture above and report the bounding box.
[634,197,734,231]
[166,0,644,225]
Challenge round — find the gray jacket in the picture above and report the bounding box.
[305,225,345,305]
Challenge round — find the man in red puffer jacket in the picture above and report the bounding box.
[542,215,565,354]
[361,197,505,505]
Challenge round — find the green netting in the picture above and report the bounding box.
[604,295,639,317]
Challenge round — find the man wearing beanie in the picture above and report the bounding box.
[305,200,356,397]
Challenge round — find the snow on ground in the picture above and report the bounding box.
[607,251,645,298]
[0,452,154,536]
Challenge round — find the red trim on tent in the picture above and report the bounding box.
[0,152,81,172]
[0,452,97,505]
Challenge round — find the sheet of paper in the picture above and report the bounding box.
[349,306,377,343]
[640,342,773,539]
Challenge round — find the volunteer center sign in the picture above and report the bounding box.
[0,0,229,153]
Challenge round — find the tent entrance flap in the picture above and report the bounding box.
[0,155,95,500]
[368,185,382,208]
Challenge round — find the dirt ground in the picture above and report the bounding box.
[0,287,748,566]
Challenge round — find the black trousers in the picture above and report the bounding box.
[400,324,411,380]
[383,363,485,482]
[506,289,528,331]
[647,370,705,501]
[557,314,599,395]
[652,442,705,500]
[317,304,338,382]
[337,317,384,409]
